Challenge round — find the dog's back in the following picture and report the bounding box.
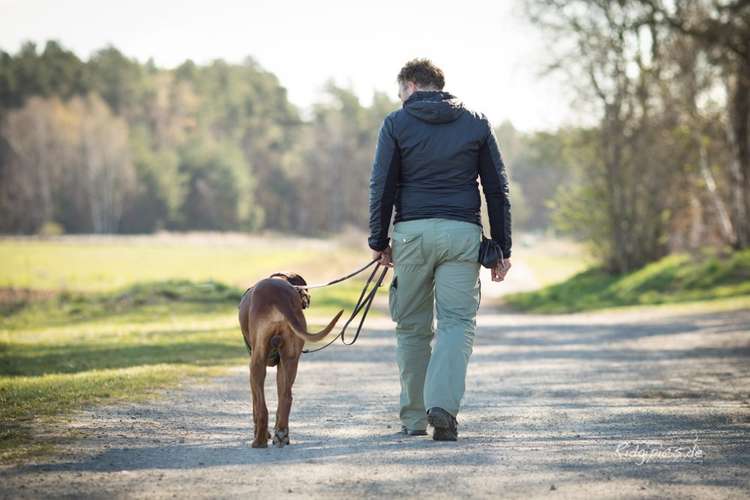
[239,279,298,366]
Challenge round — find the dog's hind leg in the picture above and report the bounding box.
[250,348,270,448]
[273,351,300,448]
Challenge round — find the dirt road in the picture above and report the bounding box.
[2,304,749,499]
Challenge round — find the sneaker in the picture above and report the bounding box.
[427,407,457,441]
[400,425,428,436]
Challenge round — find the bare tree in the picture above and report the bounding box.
[73,95,135,233]
[526,0,685,271]
[0,97,69,232]
[0,94,135,233]
[637,0,750,248]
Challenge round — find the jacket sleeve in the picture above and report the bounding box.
[368,115,401,251]
[478,119,512,258]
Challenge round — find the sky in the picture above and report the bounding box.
[0,0,579,132]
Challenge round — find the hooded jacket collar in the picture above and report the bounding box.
[403,90,465,124]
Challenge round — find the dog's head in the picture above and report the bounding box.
[268,272,311,309]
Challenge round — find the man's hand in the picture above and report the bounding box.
[372,245,393,268]
[491,258,511,282]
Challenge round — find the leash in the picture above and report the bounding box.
[300,258,390,354]
[289,258,382,289]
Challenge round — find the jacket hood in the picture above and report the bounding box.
[403,90,465,124]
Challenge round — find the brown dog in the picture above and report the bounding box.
[238,272,343,448]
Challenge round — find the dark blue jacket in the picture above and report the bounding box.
[367,90,512,257]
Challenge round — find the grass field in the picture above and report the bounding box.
[505,248,750,313]
[0,233,384,462]
[0,233,358,291]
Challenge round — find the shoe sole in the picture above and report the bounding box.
[405,431,428,436]
[427,411,450,429]
[400,426,428,436]
[427,411,457,441]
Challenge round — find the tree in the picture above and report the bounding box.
[73,95,136,233]
[0,94,135,233]
[176,139,259,231]
[503,125,573,231]
[636,0,750,248]
[0,96,68,232]
[525,0,687,272]
[289,83,400,234]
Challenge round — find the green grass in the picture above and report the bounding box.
[0,296,242,462]
[0,364,223,462]
[505,249,750,313]
[0,235,387,463]
[0,237,336,291]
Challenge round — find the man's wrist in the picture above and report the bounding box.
[368,238,390,252]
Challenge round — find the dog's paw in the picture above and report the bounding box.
[272,428,290,448]
[251,439,268,448]
[251,430,270,448]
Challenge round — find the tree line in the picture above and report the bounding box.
[0,41,405,236]
[0,41,546,238]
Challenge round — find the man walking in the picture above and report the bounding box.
[368,58,512,441]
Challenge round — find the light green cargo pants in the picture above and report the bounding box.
[388,217,482,431]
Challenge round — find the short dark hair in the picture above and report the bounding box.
[397,58,445,90]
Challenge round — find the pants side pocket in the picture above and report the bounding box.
[388,275,399,321]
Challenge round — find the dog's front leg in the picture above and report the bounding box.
[250,354,270,448]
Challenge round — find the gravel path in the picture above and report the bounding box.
[2,305,749,499]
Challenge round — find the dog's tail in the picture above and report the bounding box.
[278,301,344,343]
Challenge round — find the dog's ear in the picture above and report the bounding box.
[285,273,310,309]
[285,273,307,288]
